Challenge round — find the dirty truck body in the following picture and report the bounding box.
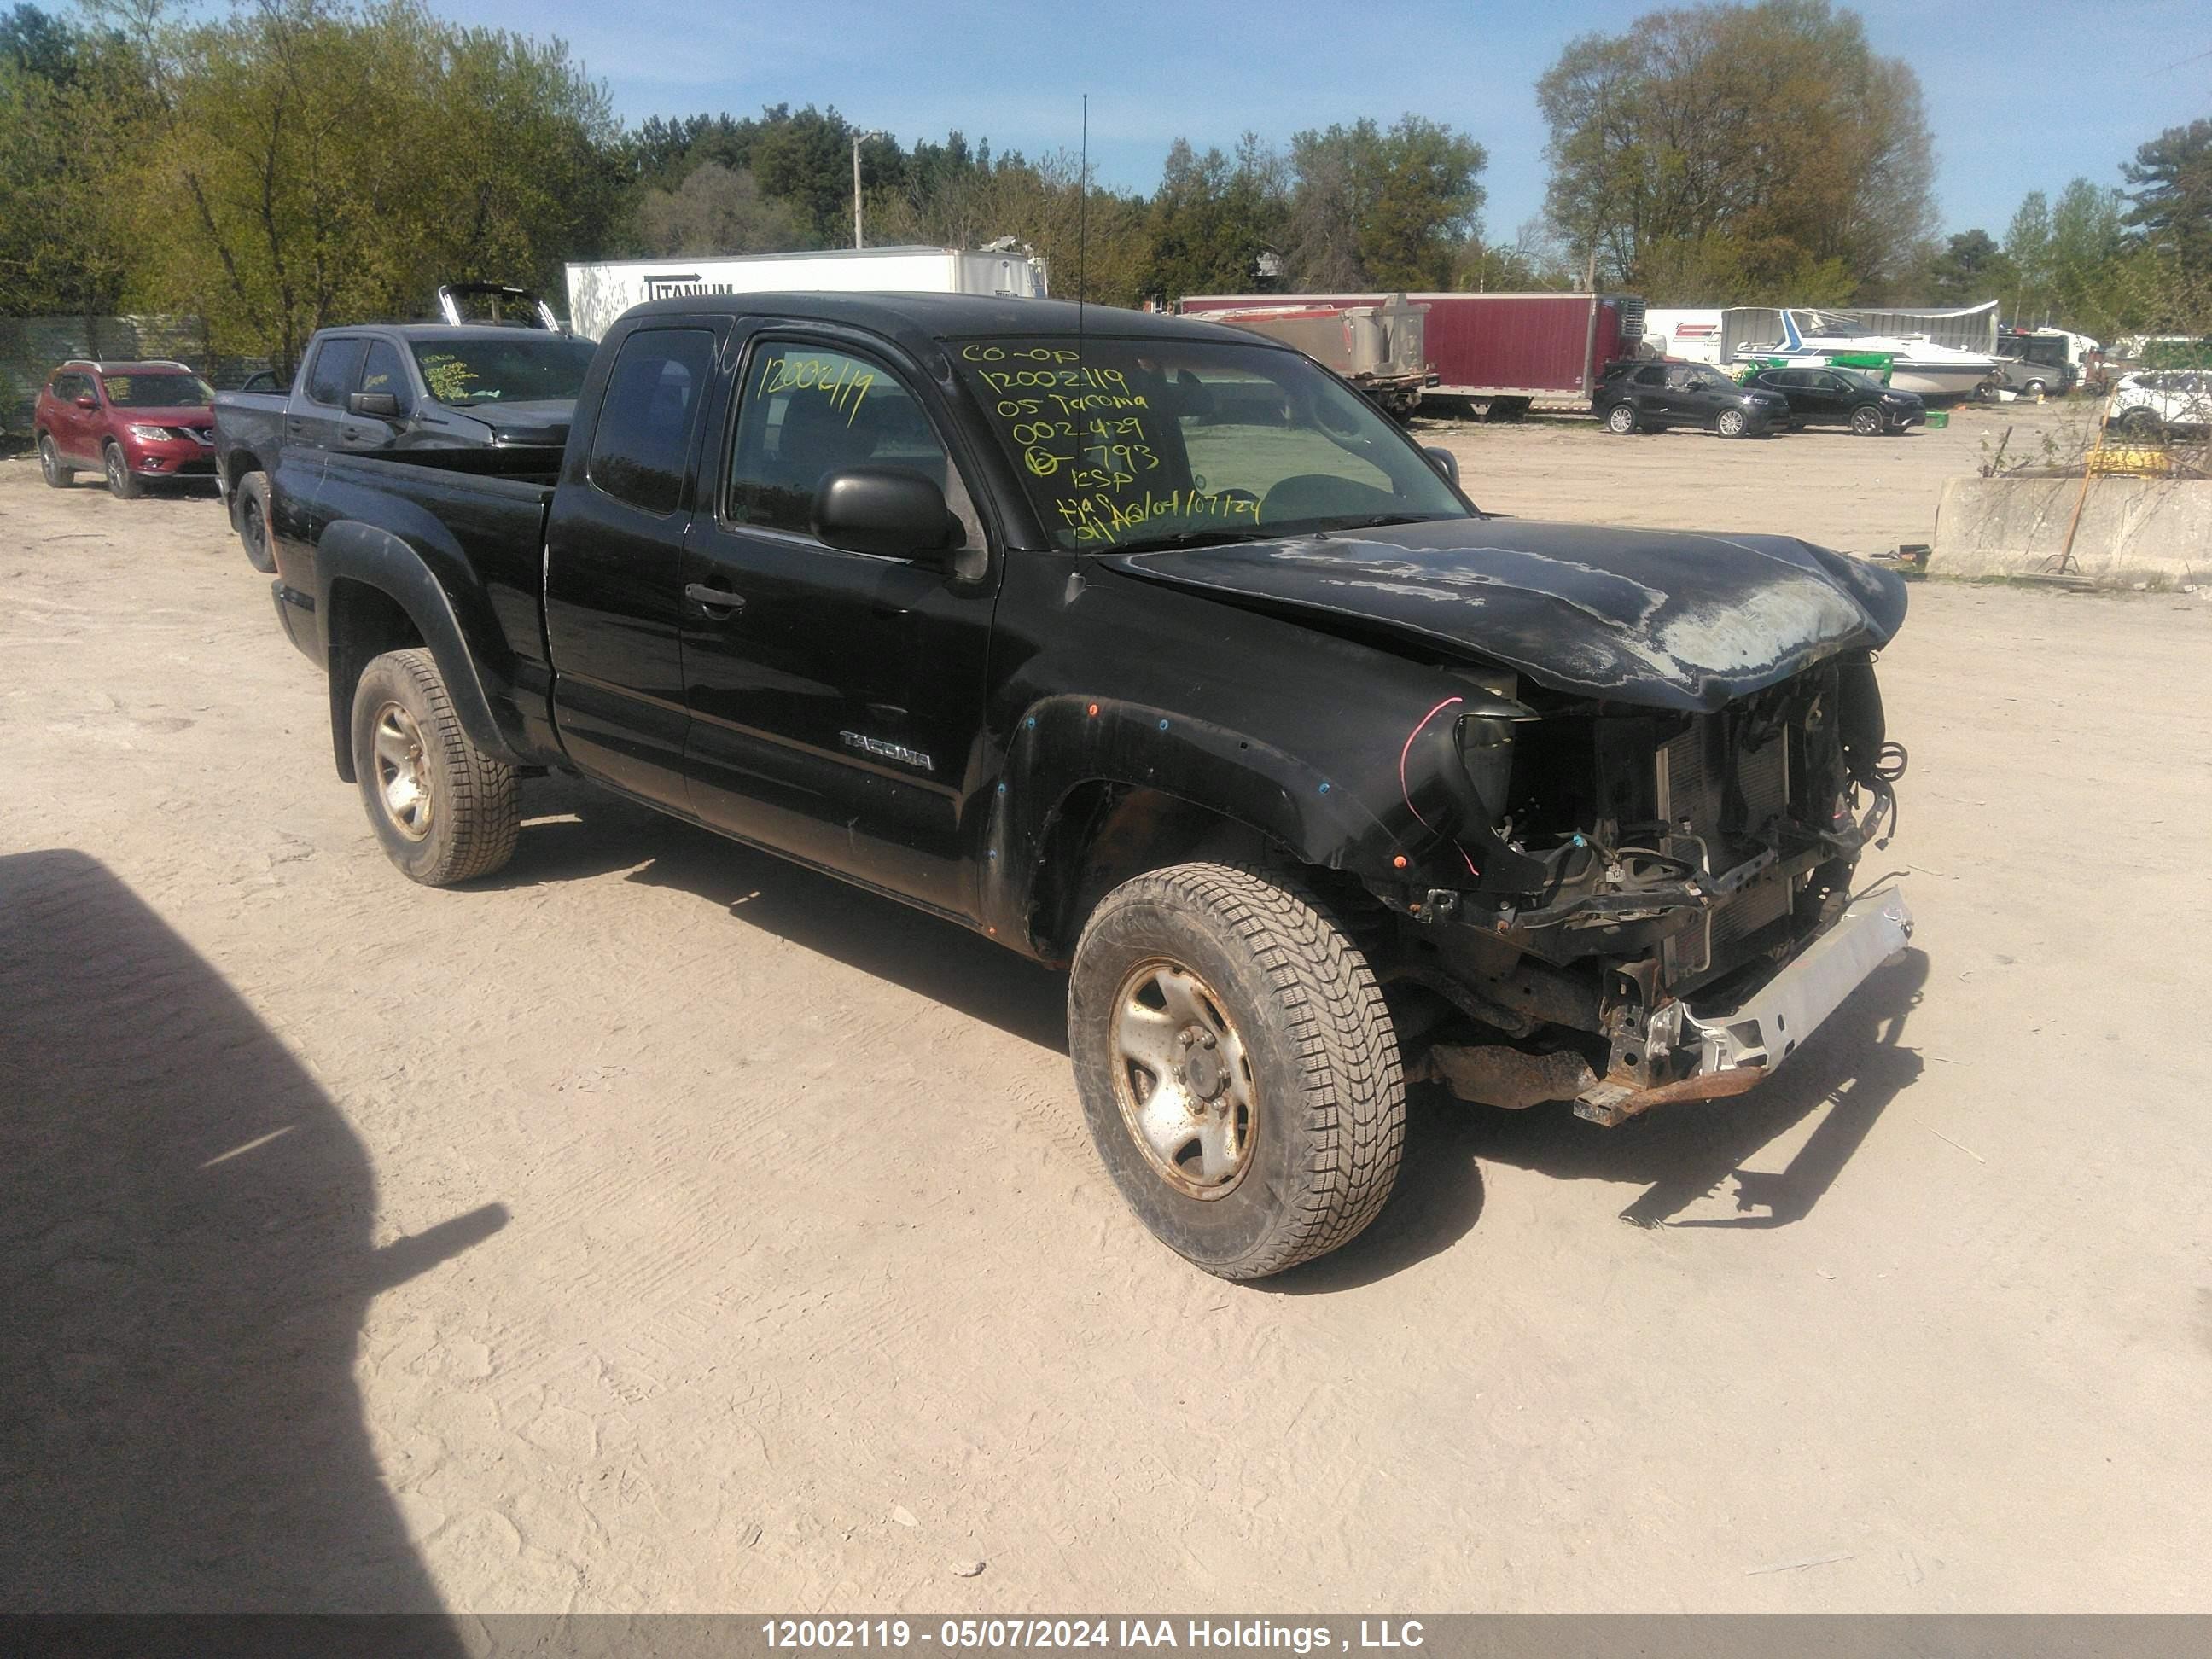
[261,292,1912,1278]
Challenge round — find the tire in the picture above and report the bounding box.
[2115,408,2163,441]
[102,441,140,500]
[38,434,74,487]
[1849,404,1884,437]
[1715,407,1748,439]
[1604,402,1638,434]
[236,470,276,573]
[2024,380,2050,399]
[1068,861,1405,1280]
[349,648,519,887]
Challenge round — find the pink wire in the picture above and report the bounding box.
[1397,696,1483,878]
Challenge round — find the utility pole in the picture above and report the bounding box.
[852,130,884,249]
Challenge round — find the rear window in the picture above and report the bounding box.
[586,329,715,516]
[103,372,214,408]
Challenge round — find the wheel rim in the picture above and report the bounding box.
[40,438,57,483]
[1609,406,1633,432]
[1854,408,1880,434]
[244,498,266,555]
[107,449,124,491]
[370,701,434,841]
[1719,410,1743,435]
[1108,957,1259,1200]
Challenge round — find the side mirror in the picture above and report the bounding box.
[75,393,98,410]
[348,391,402,418]
[812,468,958,561]
[1423,445,1460,486]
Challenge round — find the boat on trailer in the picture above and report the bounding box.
[1736,309,2000,403]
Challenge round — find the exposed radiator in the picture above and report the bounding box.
[1657,719,1792,979]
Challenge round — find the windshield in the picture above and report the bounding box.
[103,372,213,408]
[410,336,596,407]
[951,335,1472,550]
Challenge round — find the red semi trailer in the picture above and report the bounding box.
[1179,291,1646,418]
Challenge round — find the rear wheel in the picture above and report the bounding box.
[236,471,276,573]
[2114,407,2164,441]
[1715,407,1749,439]
[38,434,74,487]
[349,648,519,886]
[2024,379,2050,399]
[1604,402,1639,435]
[1849,404,1885,436]
[1068,862,1405,1280]
[102,442,140,500]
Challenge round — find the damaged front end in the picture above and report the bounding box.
[1388,654,1913,1125]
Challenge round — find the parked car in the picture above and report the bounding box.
[212,323,596,572]
[2106,370,2212,439]
[1744,366,1925,435]
[1596,360,1790,437]
[1990,355,2070,398]
[250,292,1913,1280]
[32,359,218,498]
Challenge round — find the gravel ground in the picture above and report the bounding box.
[3,411,2209,1615]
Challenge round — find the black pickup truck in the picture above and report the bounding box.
[259,292,1913,1279]
[213,322,594,573]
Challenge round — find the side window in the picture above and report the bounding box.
[586,328,716,516]
[306,338,367,407]
[725,342,982,550]
[358,341,413,414]
[1666,366,1700,391]
[1633,364,1666,387]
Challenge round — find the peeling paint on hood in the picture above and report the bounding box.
[1102,517,1908,713]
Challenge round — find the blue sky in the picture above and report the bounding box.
[444,0,2209,240]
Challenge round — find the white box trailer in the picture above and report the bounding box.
[562,246,1050,341]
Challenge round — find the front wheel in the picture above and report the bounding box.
[1849,404,1885,436]
[1604,402,1639,434]
[2114,408,2164,441]
[349,648,519,886]
[1068,862,1406,1280]
[102,442,140,500]
[38,434,74,487]
[236,471,276,573]
[1715,407,1748,439]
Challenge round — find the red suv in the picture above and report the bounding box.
[34,359,218,498]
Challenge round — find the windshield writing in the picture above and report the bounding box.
[104,374,213,407]
[953,336,1469,551]
[411,337,595,406]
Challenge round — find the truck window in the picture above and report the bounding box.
[358,341,413,414]
[725,343,982,548]
[585,329,716,516]
[305,339,367,407]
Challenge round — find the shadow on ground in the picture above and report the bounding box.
[486,783,1927,1280]
[0,849,498,1625]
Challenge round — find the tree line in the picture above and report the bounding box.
[3,0,2203,376]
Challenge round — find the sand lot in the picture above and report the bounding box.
[3,406,2209,1615]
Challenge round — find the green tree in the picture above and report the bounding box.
[635,161,805,256]
[1536,0,1935,301]
[1922,229,2011,306]
[1142,134,1289,300]
[1286,115,1486,288]
[2002,190,2052,319]
[2121,118,2212,276]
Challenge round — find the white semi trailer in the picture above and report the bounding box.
[562,246,1050,341]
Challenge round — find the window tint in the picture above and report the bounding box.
[306,338,367,406]
[103,371,213,407]
[1634,365,1666,387]
[726,343,981,549]
[359,341,413,413]
[587,329,715,516]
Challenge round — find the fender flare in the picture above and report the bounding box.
[984,694,1420,952]
[315,519,525,780]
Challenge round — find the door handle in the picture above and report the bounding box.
[685,583,745,614]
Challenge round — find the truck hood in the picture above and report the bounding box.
[455,399,573,447]
[1100,516,1908,713]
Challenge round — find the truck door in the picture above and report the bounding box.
[678,333,999,920]
[544,325,722,809]
[294,336,365,452]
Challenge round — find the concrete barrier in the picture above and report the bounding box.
[1934,474,2212,585]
